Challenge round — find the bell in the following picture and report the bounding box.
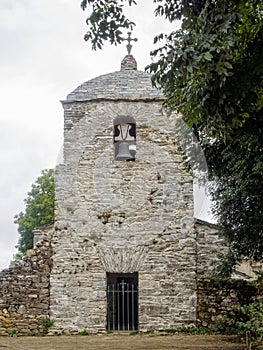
[116,141,133,161]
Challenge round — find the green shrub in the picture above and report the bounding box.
[177,326,209,335]
[8,329,18,337]
[78,330,89,336]
[41,317,54,335]
[214,277,263,349]
[41,317,54,328]
[161,328,177,334]
[237,297,263,350]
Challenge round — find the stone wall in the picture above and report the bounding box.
[51,77,199,331]
[0,226,254,336]
[0,234,52,336]
[195,219,227,278]
[197,279,257,328]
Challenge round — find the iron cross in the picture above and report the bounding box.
[124,32,138,55]
[119,280,127,290]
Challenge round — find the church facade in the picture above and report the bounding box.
[49,54,223,333]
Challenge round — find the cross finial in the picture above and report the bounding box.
[119,280,127,290]
[123,32,138,55]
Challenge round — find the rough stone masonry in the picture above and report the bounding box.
[0,54,226,335]
[50,54,225,333]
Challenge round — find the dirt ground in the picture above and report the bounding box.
[0,334,246,350]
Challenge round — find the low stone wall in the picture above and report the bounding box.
[0,235,52,336]
[197,279,257,329]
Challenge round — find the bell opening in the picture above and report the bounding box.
[113,117,136,162]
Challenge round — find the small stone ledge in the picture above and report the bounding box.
[61,96,165,106]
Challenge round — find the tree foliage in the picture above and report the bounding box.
[148,0,263,262]
[14,169,55,254]
[80,0,263,264]
[81,0,136,49]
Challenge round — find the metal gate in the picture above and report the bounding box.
[107,273,138,331]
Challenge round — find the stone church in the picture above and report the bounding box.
[49,53,223,333]
[0,51,225,336]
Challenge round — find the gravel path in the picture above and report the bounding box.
[0,334,246,350]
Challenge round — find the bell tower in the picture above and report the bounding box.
[50,46,198,333]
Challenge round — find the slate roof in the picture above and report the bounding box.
[66,69,164,102]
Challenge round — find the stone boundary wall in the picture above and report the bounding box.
[0,234,52,336]
[197,279,257,328]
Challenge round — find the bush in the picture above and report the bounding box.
[237,297,263,350]
[41,317,54,334]
[215,277,263,349]
[8,329,18,337]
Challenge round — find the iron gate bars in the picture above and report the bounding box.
[107,279,138,331]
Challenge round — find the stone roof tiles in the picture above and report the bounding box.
[66,69,164,102]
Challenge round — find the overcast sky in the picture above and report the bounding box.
[0,0,213,271]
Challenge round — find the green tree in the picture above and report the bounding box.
[14,169,55,254]
[80,0,263,266]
